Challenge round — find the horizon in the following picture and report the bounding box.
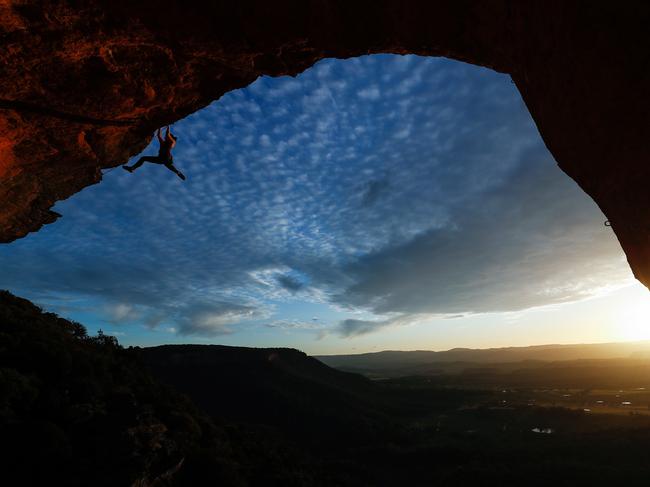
[1,54,648,355]
[119,334,650,356]
[313,337,650,357]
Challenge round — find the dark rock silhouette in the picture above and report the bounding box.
[1,1,650,288]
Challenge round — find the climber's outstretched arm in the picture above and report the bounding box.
[156,128,164,144]
[165,126,177,149]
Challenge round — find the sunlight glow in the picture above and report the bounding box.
[616,294,650,341]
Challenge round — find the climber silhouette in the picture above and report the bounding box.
[123,126,186,180]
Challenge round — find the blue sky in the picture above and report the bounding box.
[0,54,644,354]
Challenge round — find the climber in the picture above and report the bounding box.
[123,126,186,180]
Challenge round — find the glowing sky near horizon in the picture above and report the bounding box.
[1,54,648,354]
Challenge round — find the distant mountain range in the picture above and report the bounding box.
[316,341,650,378]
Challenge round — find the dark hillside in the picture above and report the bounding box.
[0,291,241,486]
[141,345,394,449]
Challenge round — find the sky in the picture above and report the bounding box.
[1,54,649,355]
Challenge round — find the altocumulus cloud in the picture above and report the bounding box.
[0,55,631,340]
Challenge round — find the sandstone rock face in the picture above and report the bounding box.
[0,1,649,287]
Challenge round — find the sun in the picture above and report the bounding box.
[617,296,650,342]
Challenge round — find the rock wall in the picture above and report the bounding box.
[1,1,649,287]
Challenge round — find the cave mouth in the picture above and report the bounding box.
[0,54,641,351]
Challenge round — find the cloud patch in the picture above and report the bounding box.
[276,274,305,293]
[104,303,140,324]
[178,302,263,336]
[335,158,627,317]
[338,314,417,338]
[360,178,390,207]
